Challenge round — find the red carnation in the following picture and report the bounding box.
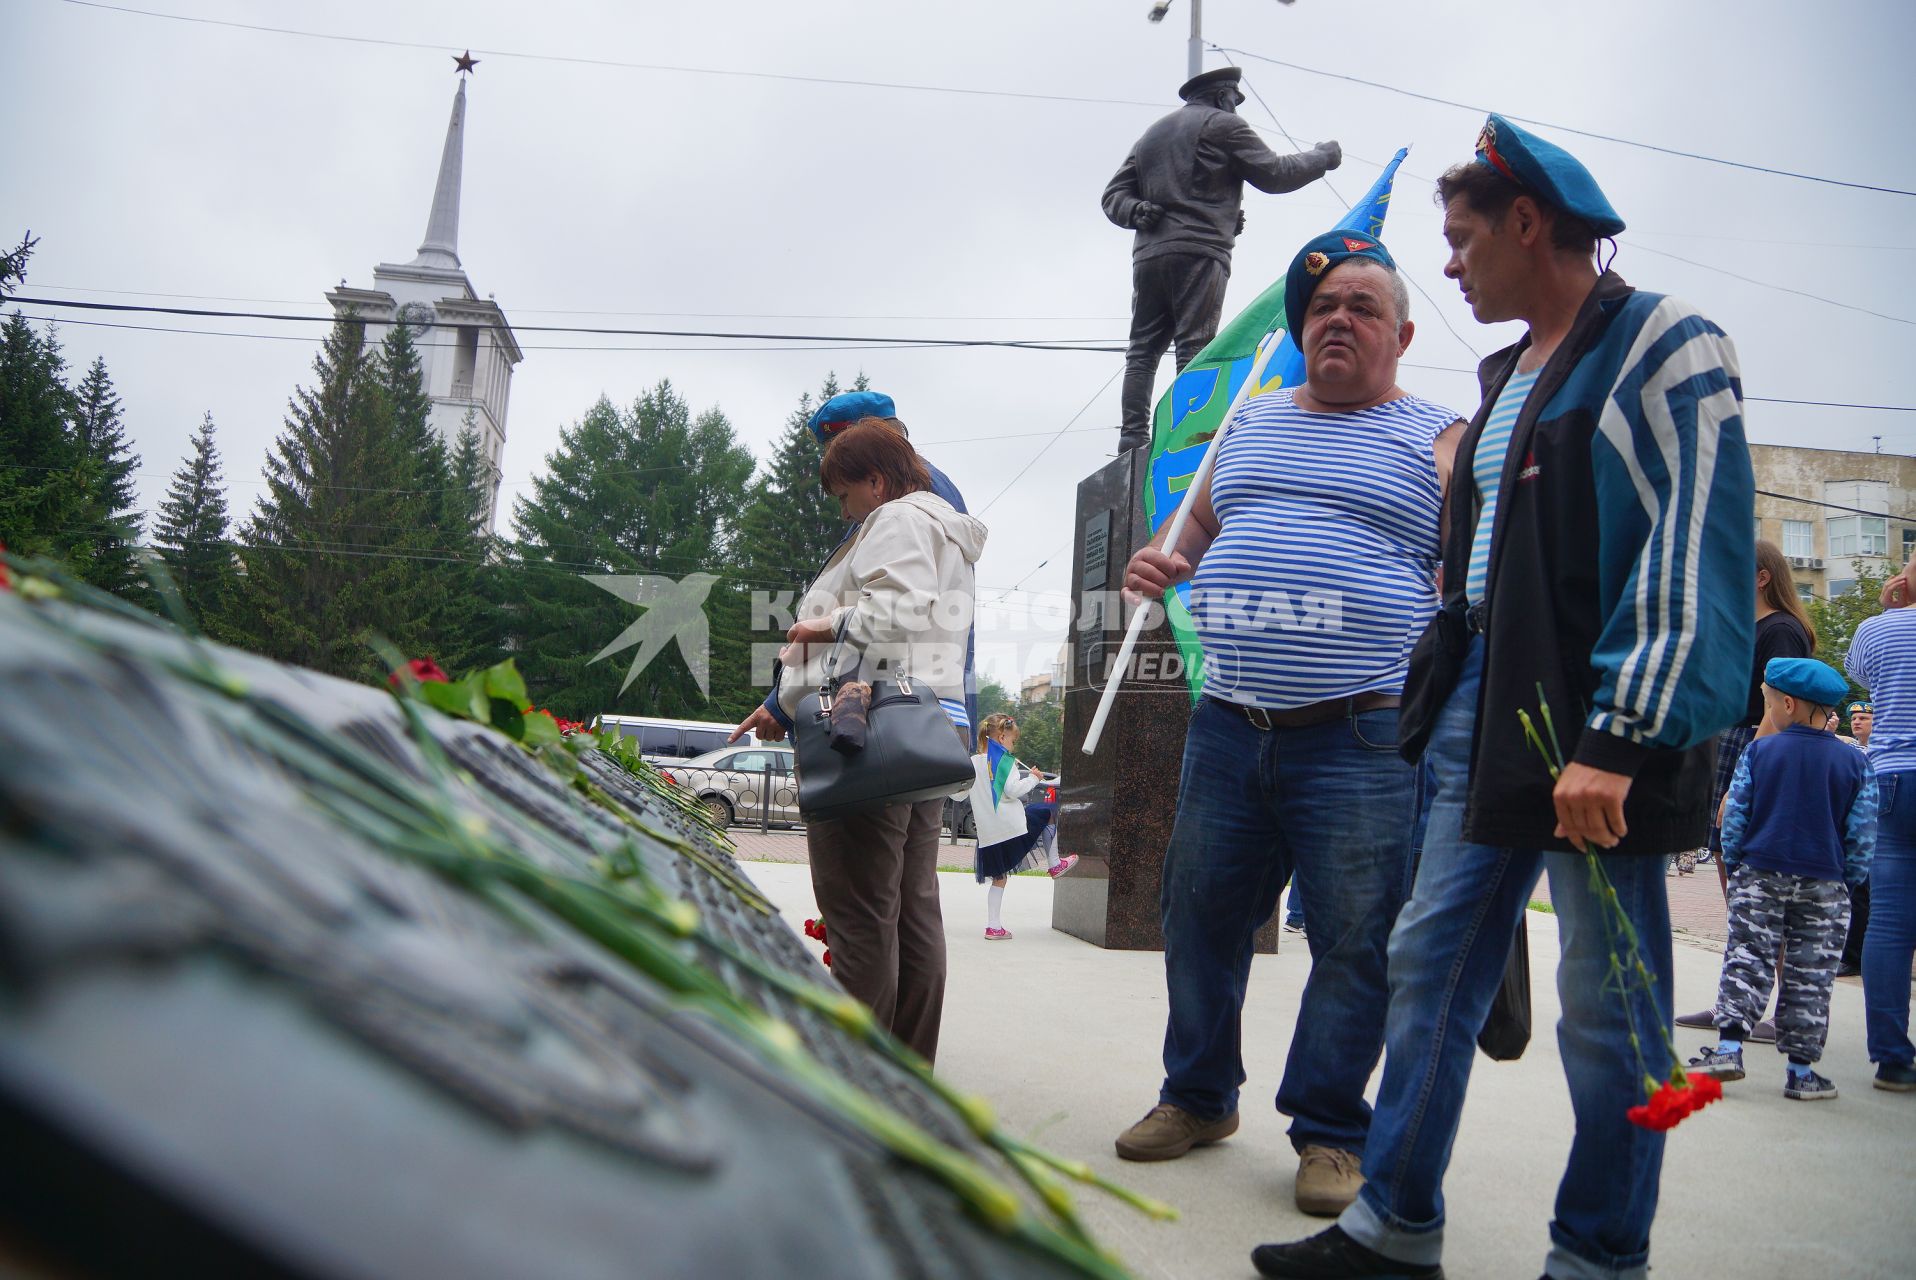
[0,541,11,593]
[389,656,450,688]
[1626,1076,1721,1132]
[820,948,832,968]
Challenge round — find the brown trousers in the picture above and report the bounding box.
[806,797,948,1065]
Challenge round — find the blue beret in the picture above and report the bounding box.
[1474,114,1624,238]
[1284,229,1398,342]
[1765,657,1849,708]
[807,390,897,444]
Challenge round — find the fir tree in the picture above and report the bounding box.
[733,373,858,599]
[374,320,467,647]
[428,412,508,674]
[230,316,437,681]
[510,382,757,720]
[68,356,146,596]
[0,312,84,562]
[152,411,233,628]
[1,231,37,299]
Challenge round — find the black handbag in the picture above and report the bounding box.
[1476,914,1533,1061]
[788,620,974,821]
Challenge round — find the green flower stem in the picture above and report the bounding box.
[1522,693,1687,1100]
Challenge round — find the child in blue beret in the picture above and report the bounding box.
[1689,657,1877,1099]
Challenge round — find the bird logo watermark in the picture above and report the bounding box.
[585,573,718,696]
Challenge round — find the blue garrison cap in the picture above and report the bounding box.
[1765,657,1850,709]
[807,391,897,444]
[1474,114,1625,238]
[1284,229,1399,341]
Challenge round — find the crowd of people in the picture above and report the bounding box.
[726,109,1914,1280]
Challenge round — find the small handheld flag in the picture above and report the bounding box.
[984,738,1015,809]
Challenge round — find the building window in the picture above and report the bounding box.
[1827,578,1856,599]
[1783,520,1813,559]
[1904,527,1916,563]
[1796,581,1816,602]
[1828,515,1888,559]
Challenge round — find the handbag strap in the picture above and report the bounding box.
[819,614,855,695]
[816,614,917,702]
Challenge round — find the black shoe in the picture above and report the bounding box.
[1875,1062,1916,1092]
[1837,961,1861,978]
[1117,429,1151,453]
[1251,1226,1444,1279]
[1674,1008,1715,1029]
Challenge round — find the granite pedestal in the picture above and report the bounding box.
[1051,448,1280,954]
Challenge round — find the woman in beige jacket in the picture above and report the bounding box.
[733,423,987,1064]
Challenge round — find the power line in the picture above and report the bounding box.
[91,528,1078,599]
[30,284,1134,324]
[53,0,1164,110]
[10,312,1120,355]
[1619,242,1914,328]
[976,368,1123,517]
[13,306,1914,416]
[46,0,1915,205]
[1226,59,1484,362]
[1212,44,1916,199]
[1319,147,1916,330]
[1756,490,1916,522]
[5,296,1121,352]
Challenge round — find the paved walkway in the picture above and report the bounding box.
[1531,856,1734,944]
[737,859,1914,1280]
[736,828,1739,940]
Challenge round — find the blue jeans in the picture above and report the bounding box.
[1341,640,1673,1280]
[1158,696,1419,1153]
[1864,770,1916,1067]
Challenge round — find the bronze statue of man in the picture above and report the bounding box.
[1102,66,1342,452]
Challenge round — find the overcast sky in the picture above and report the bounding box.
[8,0,1916,695]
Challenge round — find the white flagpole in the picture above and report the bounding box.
[1081,331,1282,756]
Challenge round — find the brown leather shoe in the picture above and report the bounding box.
[1295,1145,1364,1216]
[1114,1103,1239,1161]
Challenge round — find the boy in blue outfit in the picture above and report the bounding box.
[1689,657,1877,1099]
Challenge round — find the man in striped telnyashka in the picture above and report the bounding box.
[1114,228,1466,1223]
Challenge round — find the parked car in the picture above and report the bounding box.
[945,772,1059,841]
[662,745,799,829]
[595,715,754,763]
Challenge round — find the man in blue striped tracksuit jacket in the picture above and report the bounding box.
[1255,117,1754,1280]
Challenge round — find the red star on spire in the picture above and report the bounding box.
[453,50,479,75]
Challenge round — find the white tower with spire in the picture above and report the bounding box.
[327,53,520,529]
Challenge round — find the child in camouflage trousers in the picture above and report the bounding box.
[1689,658,1877,1099]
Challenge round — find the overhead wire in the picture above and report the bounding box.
[975,368,1124,517]
[1223,59,1483,362]
[53,0,1164,110]
[28,283,1136,323]
[49,2,1907,198]
[1302,143,1916,331]
[8,308,1911,415]
[3,296,1121,351]
[1211,44,1916,199]
[7,312,1121,354]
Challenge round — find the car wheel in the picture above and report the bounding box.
[702,795,735,829]
[959,809,976,841]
